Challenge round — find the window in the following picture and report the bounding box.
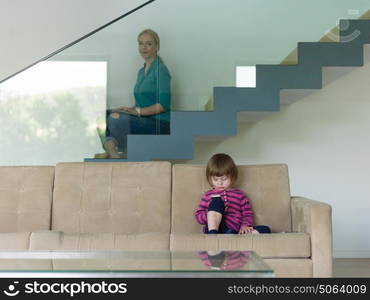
[236,66,256,88]
[0,61,107,165]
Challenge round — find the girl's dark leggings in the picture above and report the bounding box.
[206,197,271,234]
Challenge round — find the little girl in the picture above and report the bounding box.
[195,153,270,234]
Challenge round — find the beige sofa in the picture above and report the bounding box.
[0,162,332,277]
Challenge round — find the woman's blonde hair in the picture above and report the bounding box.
[206,153,238,186]
[137,28,160,51]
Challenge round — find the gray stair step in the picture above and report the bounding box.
[256,64,322,89]
[170,110,237,136]
[127,134,194,161]
[213,86,280,113]
[340,19,370,44]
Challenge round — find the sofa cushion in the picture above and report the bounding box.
[0,259,52,271]
[170,233,310,258]
[52,256,171,272]
[0,166,54,232]
[171,164,292,233]
[0,235,52,271]
[51,162,171,234]
[0,232,31,250]
[30,231,169,251]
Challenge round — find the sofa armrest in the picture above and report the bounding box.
[291,196,332,277]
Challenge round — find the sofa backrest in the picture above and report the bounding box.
[0,166,54,232]
[171,164,292,233]
[51,162,171,234]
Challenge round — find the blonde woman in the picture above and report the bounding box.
[97,29,171,158]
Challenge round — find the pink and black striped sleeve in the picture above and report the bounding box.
[239,190,254,227]
[194,192,210,225]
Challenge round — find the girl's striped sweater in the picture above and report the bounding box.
[195,188,253,232]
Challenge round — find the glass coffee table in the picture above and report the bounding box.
[0,250,273,278]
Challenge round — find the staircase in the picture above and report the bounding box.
[86,17,370,162]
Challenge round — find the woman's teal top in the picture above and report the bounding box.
[134,56,171,122]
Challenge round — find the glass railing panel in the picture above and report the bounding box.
[49,15,172,160]
[0,60,107,165]
[1,0,369,163]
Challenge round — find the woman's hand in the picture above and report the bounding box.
[111,106,139,116]
[111,106,128,113]
[111,103,164,117]
[121,107,139,115]
[238,226,254,235]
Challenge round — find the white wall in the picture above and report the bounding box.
[192,45,370,258]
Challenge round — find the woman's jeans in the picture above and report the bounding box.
[106,112,170,152]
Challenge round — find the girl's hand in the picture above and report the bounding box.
[238,226,254,235]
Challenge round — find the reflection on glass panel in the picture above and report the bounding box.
[52,26,173,159]
[0,61,107,165]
